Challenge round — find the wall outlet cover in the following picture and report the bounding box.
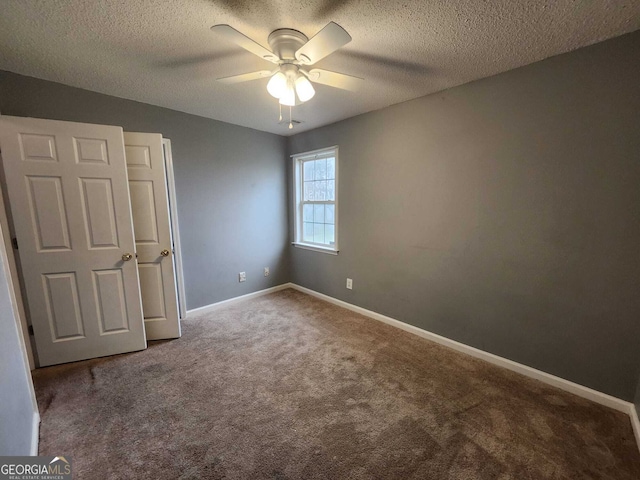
[239,272,246,282]
[346,278,353,290]
[264,267,270,277]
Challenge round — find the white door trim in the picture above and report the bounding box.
[0,162,35,369]
[162,139,187,319]
[631,406,640,453]
[0,211,40,452]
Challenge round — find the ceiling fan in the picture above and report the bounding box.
[211,22,363,128]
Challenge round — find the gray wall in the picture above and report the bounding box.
[288,31,640,401]
[0,222,37,455]
[2,33,639,402]
[0,71,289,310]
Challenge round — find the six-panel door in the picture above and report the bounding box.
[0,116,146,366]
[124,132,180,340]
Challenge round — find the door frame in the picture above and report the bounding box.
[162,139,187,319]
[0,212,39,454]
[0,153,36,369]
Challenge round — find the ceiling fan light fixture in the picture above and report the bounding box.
[212,22,361,129]
[267,71,287,99]
[295,75,315,102]
[278,80,296,106]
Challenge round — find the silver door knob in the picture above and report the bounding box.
[160,249,170,257]
[122,253,133,261]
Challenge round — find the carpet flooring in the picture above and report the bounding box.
[33,289,640,479]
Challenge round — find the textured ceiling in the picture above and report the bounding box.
[1,1,639,136]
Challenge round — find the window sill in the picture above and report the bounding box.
[292,242,339,255]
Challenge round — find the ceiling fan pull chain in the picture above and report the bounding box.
[289,106,293,129]
[279,103,282,122]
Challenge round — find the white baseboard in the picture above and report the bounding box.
[183,282,639,453]
[186,283,293,317]
[630,405,640,452]
[289,284,634,415]
[30,411,39,456]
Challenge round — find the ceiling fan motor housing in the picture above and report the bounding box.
[280,63,299,80]
[268,29,308,62]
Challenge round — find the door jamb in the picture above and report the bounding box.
[162,139,187,319]
[0,152,36,369]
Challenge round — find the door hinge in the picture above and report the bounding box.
[11,237,18,250]
[28,325,34,336]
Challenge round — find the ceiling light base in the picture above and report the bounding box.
[268,29,308,61]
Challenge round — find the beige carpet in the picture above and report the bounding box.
[34,289,640,479]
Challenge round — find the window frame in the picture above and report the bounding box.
[292,146,339,255]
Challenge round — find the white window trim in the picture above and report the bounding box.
[292,146,339,255]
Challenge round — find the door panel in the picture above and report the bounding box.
[124,145,151,168]
[74,138,109,165]
[124,132,180,340]
[93,269,130,333]
[129,181,159,243]
[20,134,57,162]
[138,263,166,320]
[42,272,84,340]
[0,116,146,366]
[26,176,72,251]
[79,178,119,249]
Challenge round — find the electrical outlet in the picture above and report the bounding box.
[238,272,246,283]
[264,267,270,277]
[346,278,353,290]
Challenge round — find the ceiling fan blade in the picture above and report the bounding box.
[295,22,351,65]
[217,70,274,84]
[211,25,279,64]
[307,69,363,91]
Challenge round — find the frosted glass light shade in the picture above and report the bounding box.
[295,75,315,102]
[267,72,287,98]
[279,80,296,106]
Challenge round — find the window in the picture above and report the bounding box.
[292,146,339,254]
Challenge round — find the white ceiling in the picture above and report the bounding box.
[1,1,639,136]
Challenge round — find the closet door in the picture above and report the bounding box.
[0,116,146,366]
[124,132,180,340]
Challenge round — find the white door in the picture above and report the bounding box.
[124,132,180,340]
[0,116,146,366]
